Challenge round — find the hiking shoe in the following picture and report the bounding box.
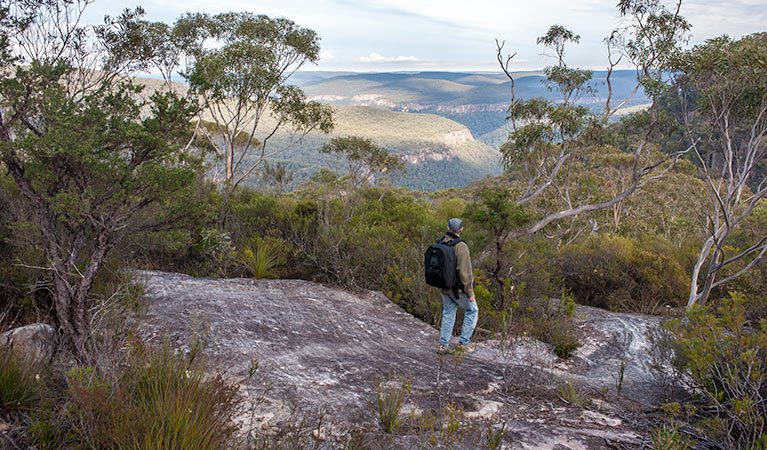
[437,344,451,354]
[457,342,476,354]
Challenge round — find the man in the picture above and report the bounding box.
[438,218,478,354]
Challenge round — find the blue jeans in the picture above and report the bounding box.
[439,292,478,346]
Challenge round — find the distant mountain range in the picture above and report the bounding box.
[294,70,649,137]
[256,70,649,191]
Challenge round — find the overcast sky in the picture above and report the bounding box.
[83,0,767,72]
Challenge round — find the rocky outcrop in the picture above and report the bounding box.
[136,271,665,448]
[400,148,455,164]
[350,94,397,108]
[0,323,58,365]
[440,130,472,146]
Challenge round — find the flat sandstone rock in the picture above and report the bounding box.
[137,271,664,448]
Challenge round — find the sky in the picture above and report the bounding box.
[82,0,767,72]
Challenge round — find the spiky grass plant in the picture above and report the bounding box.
[0,346,40,412]
[376,380,410,433]
[236,234,287,279]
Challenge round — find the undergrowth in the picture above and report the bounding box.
[67,340,240,449]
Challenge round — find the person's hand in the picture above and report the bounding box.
[468,295,475,302]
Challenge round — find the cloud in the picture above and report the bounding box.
[359,52,420,63]
[320,50,334,60]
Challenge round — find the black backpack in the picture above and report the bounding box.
[424,234,463,290]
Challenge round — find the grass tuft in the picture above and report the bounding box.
[376,379,410,433]
[67,340,240,449]
[0,346,40,412]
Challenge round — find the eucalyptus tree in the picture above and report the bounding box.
[176,12,334,192]
[674,33,767,306]
[319,136,405,189]
[494,0,692,240]
[261,161,294,195]
[0,1,204,357]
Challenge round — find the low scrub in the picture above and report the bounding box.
[650,421,693,450]
[557,234,687,313]
[376,380,410,433]
[475,276,581,359]
[667,292,767,449]
[67,340,240,449]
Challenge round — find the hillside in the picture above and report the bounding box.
[250,105,501,191]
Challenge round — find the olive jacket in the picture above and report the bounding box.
[439,233,474,298]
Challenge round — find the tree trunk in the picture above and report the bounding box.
[697,247,723,307]
[687,236,715,307]
[52,232,111,360]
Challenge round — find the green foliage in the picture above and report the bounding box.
[480,269,581,358]
[617,0,690,95]
[320,135,405,187]
[650,422,693,450]
[705,202,767,323]
[533,303,581,358]
[557,234,687,313]
[441,402,464,441]
[546,317,582,358]
[261,161,294,195]
[536,25,581,63]
[560,288,576,317]
[236,234,287,279]
[673,33,767,126]
[0,347,40,412]
[535,24,594,102]
[669,32,767,306]
[667,292,767,449]
[464,181,540,311]
[376,380,410,433]
[67,340,240,449]
[484,421,506,450]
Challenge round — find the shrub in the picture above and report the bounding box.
[548,319,581,358]
[484,420,506,450]
[67,340,240,449]
[667,292,767,449]
[383,262,442,326]
[557,234,687,313]
[441,401,464,442]
[499,294,582,359]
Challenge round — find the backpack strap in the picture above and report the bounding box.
[441,232,462,247]
[447,237,462,247]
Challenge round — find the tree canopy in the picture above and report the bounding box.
[0,0,204,357]
[176,12,334,191]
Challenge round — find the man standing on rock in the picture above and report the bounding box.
[437,218,477,354]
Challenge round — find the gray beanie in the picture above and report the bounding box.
[448,218,464,232]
